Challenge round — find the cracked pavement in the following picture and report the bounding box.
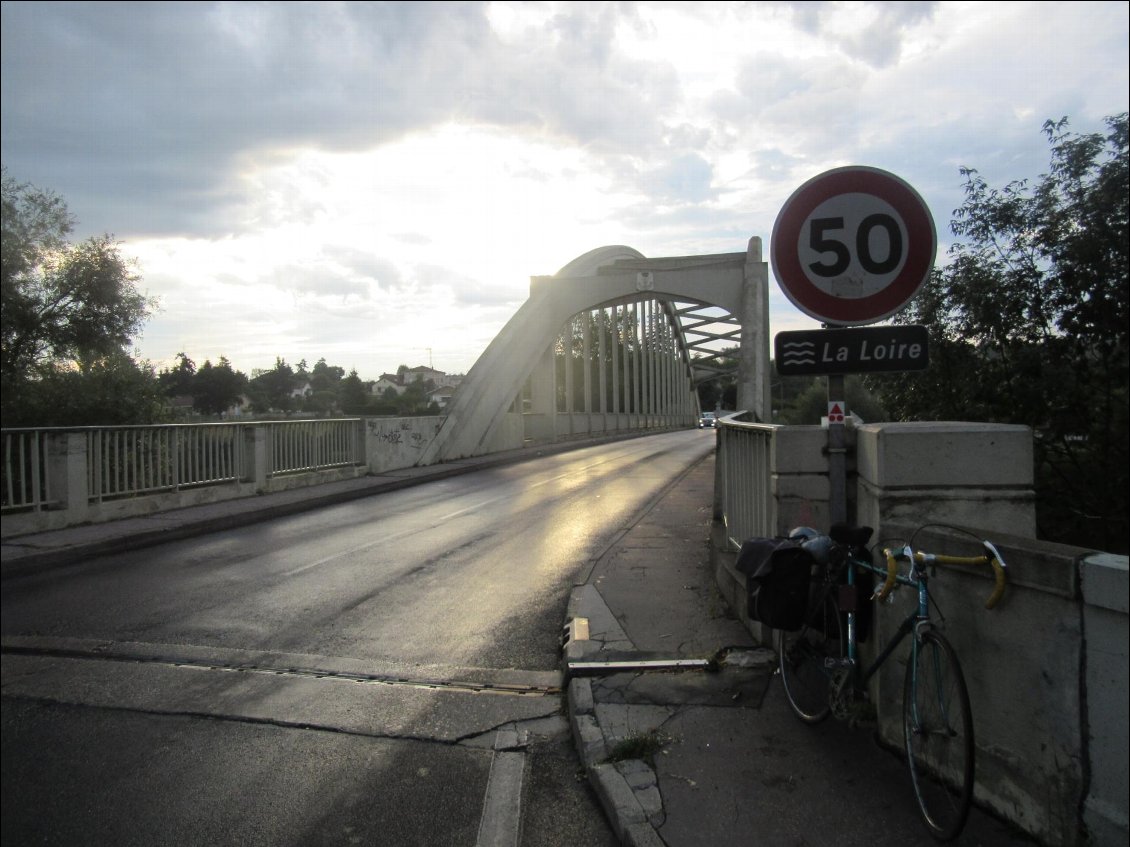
[561,452,1039,847]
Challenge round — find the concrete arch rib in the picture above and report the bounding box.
[418,246,647,464]
[419,237,768,464]
[554,245,645,277]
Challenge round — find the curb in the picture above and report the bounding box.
[567,676,667,847]
[563,577,673,847]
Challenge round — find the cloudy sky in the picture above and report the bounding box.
[2,1,1127,379]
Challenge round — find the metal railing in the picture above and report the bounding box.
[2,420,366,514]
[265,419,362,476]
[2,430,52,512]
[716,412,776,548]
[87,424,247,502]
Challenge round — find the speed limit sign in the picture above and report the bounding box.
[771,166,936,325]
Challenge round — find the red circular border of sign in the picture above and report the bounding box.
[771,166,936,325]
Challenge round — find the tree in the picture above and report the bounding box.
[158,352,196,398]
[192,357,247,416]
[310,357,345,391]
[2,169,160,426]
[769,367,823,423]
[1,169,70,287]
[868,114,1128,552]
[695,347,739,413]
[7,351,169,427]
[2,169,155,388]
[248,357,297,413]
[398,375,439,416]
[338,369,370,415]
[778,374,887,426]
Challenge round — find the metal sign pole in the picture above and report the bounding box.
[827,372,847,525]
[770,166,937,535]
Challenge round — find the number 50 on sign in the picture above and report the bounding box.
[771,166,936,326]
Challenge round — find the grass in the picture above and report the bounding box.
[604,729,670,766]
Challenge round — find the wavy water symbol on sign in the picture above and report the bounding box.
[780,340,817,365]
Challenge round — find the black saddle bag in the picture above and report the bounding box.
[735,537,817,631]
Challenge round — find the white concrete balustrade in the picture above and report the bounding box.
[2,420,371,536]
[712,416,1128,847]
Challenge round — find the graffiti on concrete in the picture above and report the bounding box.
[365,418,442,451]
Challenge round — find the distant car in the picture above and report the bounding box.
[698,412,716,428]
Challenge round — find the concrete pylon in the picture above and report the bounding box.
[738,237,772,422]
[418,239,770,464]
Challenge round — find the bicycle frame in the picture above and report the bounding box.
[781,531,998,841]
[840,547,931,694]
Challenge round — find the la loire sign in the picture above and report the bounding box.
[771,166,936,326]
[775,325,930,375]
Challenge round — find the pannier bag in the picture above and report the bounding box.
[735,537,817,630]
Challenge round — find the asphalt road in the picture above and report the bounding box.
[1,429,716,846]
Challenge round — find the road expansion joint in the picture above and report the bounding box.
[0,691,486,746]
[2,640,563,697]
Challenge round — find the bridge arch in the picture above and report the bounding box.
[419,237,770,463]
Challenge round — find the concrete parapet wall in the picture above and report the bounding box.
[713,420,1128,847]
[362,416,446,472]
[486,412,525,454]
[711,520,773,647]
[1080,553,1130,846]
[856,421,1037,537]
[770,425,856,536]
[522,413,557,444]
[871,523,1109,847]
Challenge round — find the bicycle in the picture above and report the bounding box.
[776,523,1007,842]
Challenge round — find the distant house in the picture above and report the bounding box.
[167,393,250,420]
[168,395,195,418]
[290,381,313,400]
[371,375,403,396]
[222,394,252,419]
[403,365,446,385]
[368,366,464,399]
[428,385,458,409]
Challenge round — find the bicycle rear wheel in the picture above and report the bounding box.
[777,592,844,723]
[903,629,974,841]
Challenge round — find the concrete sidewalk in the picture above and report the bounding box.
[560,452,1037,847]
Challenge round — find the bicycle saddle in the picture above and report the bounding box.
[829,523,873,548]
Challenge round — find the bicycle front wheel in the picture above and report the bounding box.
[903,629,974,841]
[778,593,844,723]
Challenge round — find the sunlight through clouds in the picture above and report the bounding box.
[235,124,649,294]
[129,125,653,372]
[2,1,1126,377]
